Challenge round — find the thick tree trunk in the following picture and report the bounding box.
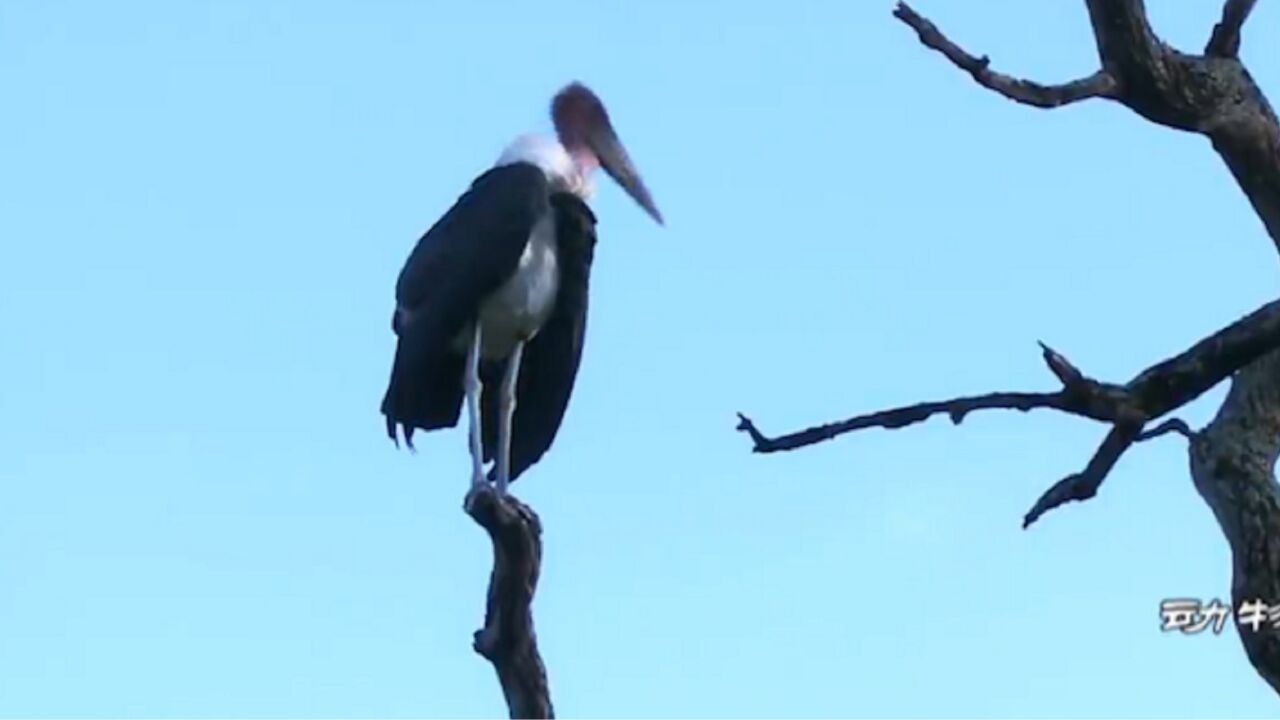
[1192,353,1280,694]
[1085,0,1280,693]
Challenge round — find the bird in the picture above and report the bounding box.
[381,82,663,494]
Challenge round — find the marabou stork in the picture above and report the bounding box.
[381,82,662,493]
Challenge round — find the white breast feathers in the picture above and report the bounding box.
[472,210,561,359]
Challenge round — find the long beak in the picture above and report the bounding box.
[589,128,664,225]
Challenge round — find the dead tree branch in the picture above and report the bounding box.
[736,341,1125,454]
[740,298,1280,526]
[739,298,1280,454]
[741,0,1280,692]
[465,487,553,719]
[1206,0,1258,58]
[739,297,1280,525]
[1135,417,1196,442]
[892,3,1118,108]
[1022,423,1141,528]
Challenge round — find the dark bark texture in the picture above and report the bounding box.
[739,0,1280,694]
[465,487,554,718]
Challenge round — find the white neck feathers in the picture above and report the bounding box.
[495,133,595,200]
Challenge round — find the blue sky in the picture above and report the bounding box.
[3,0,1280,716]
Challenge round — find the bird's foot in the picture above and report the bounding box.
[480,465,510,497]
[465,467,491,512]
[463,481,489,514]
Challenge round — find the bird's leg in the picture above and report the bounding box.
[495,340,525,495]
[463,322,487,490]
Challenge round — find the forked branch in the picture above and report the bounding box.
[739,299,1280,526]
[740,300,1280,454]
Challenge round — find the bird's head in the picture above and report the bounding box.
[552,82,663,225]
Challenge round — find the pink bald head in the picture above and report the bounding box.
[550,82,663,225]
[552,83,604,169]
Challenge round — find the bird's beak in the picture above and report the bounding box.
[589,128,664,226]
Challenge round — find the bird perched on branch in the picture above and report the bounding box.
[381,82,663,492]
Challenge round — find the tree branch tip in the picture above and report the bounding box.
[892,2,934,39]
[1023,472,1097,529]
[1023,424,1139,528]
[736,412,771,452]
[1036,339,1054,364]
[1038,341,1083,386]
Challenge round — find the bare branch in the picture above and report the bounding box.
[465,487,554,719]
[740,298,1280,448]
[1023,423,1140,528]
[1039,341,1085,386]
[1136,417,1196,442]
[892,2,1117,108]
[738,392,1061,454]
[1206,0,1259,58]
[1127,299,1280,416]
[1082,0,1164,74]
[739,299,1280,525]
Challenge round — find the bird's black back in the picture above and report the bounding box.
[382,163,552,446]
[480,192,598,483]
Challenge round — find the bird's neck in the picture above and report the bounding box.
[495,133,595,200]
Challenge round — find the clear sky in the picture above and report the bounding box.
[3,1,1280,717]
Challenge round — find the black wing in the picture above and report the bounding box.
[481,192,598,482]
[381,163,551,446]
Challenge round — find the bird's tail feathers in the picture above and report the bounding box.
[380,325,465,449]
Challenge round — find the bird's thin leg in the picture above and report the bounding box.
[495,340,525,495]
[463,322,486,489]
